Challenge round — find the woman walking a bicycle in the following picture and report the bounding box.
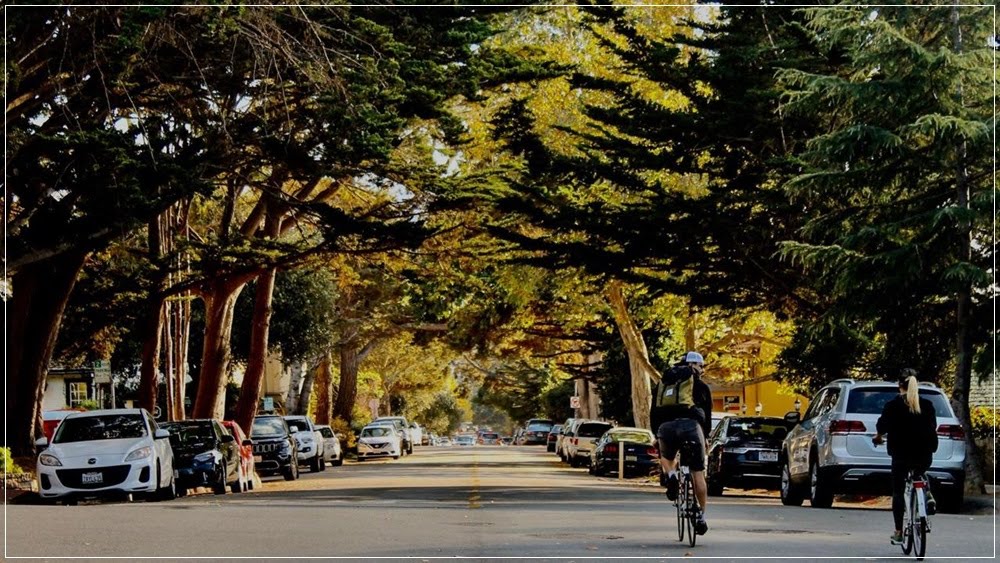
[872,369,939,545]
[650,351,713,536]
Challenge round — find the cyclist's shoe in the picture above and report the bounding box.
[665,474,678,501]
[925,492,937,515]
[694,512,708,536]
[890,531,903,545]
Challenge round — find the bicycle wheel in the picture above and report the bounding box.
[676,477,685,542]
[686,476,697,547]
[901,488,914,555]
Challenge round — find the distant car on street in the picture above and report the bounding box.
[478,432,500,445]
[521,422,554,446]
[284,415,325,472]
[374,417,414,455]
[357,424,402,461]
[455,435,476,447]
[315,424,344,467]
[564,420,613,467]
[705,416,789,495]
[546,425,563,452]
[161,419,243,496]
[251,416,298,481]
[588,427,658,477]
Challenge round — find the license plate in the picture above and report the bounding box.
[625,456,638,462]
[81,471,103,484]
[254,455,263,463]
[759,451,778,462]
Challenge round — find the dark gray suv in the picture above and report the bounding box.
[780,379,966,512]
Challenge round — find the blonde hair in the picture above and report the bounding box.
[900,370,920,415]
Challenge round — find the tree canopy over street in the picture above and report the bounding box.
[5,2,994,493]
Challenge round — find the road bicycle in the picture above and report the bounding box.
[900,470,931,560]
[673,440,701,547]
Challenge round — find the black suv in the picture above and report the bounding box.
[250,415,298,481]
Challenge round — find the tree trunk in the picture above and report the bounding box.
[314,353,334,425]
[297,364,318,416]
[605,281,659,431]
[6,251,88,456]
[138,301,165,414]
[233,265,279,435]
[191,279,245,419]
[333,345,360,424]
[948,2,985,495]
[286,362,305,415]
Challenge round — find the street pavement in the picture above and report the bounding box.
[5,445,996,559]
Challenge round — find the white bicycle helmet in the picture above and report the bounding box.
[683,351,705,365]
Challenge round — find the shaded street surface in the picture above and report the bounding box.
[6,446,995,559]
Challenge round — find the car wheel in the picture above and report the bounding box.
[707,477,724,497]
[333,455,344,467]
[780,457,804,506]
[212,466,228,495]
[283,461,298,481]
[808,456,833,508]
[176,485,188,498]
[231,464,244,494]
[155,465,177,501]
[319,456,326,471]
[569,456,580,468]
[393,454,400,460]
[937,487,964,513]
[309,454,322,472]
[594,462,606,477]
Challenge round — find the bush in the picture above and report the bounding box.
[971,407,998,440]
[329,418,357,450]
[1,447,24,476]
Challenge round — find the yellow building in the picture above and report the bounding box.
[705,375,809,418]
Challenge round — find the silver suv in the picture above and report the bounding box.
[780,379,966,512]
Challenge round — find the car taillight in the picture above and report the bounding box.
[646,446,658,456]
[605,444,618,454]
[937,424,966,440]
[829,419,867,434]
[574,438,579,445]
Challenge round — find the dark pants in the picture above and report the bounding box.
[891,456,932,530]
[656,419,706,472]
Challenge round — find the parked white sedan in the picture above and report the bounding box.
[35,408,176,503]
[356,425,402,461]
[316,425,344,467]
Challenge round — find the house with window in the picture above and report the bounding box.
[43,362,113,411]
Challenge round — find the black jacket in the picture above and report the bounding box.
[650,378,713,437]
[875,395,938,461]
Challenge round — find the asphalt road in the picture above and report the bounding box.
[5,445,996,559]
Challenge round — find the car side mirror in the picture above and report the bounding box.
[242,439,253,447]
[784,411,801,426]
[154,429,171,440]
[221,434,235,443]
[35,437,48,447]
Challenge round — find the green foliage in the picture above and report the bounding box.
[1,448,25,476]
[422,393,466,436]
[76,399,103,411]
[971,407,998,441]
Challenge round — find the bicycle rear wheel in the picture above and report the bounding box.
[901,487,914,555]
[685,476,697,547]
[675,481,684,542]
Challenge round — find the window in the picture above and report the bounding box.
[67,382,89,408]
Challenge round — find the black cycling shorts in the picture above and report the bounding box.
[656,418,706,472]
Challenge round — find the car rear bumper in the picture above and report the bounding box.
[821,464,965,493]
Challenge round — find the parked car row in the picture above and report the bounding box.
[549,379,967,514]
[35,409,349,504]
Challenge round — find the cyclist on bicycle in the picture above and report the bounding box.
[872,369,939,545]
[650,351,713,535]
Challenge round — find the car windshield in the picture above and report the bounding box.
[361,427,393,438]
[482,433,499,439]
[318,428,334,438]
[726,419,788,439]
[285,419,311,433]
[846,388,953,416]
[251,418,287,437]
[161,422,214,445]
[526,423,552,432]
[610,431,653,444]
[577,423,613,438]
[53,414,147,443]
[549,425,563,434]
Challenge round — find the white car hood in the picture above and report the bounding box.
[45,437,150,466]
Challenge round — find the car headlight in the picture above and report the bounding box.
[39,453,62,466]
[124,446,153,462]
